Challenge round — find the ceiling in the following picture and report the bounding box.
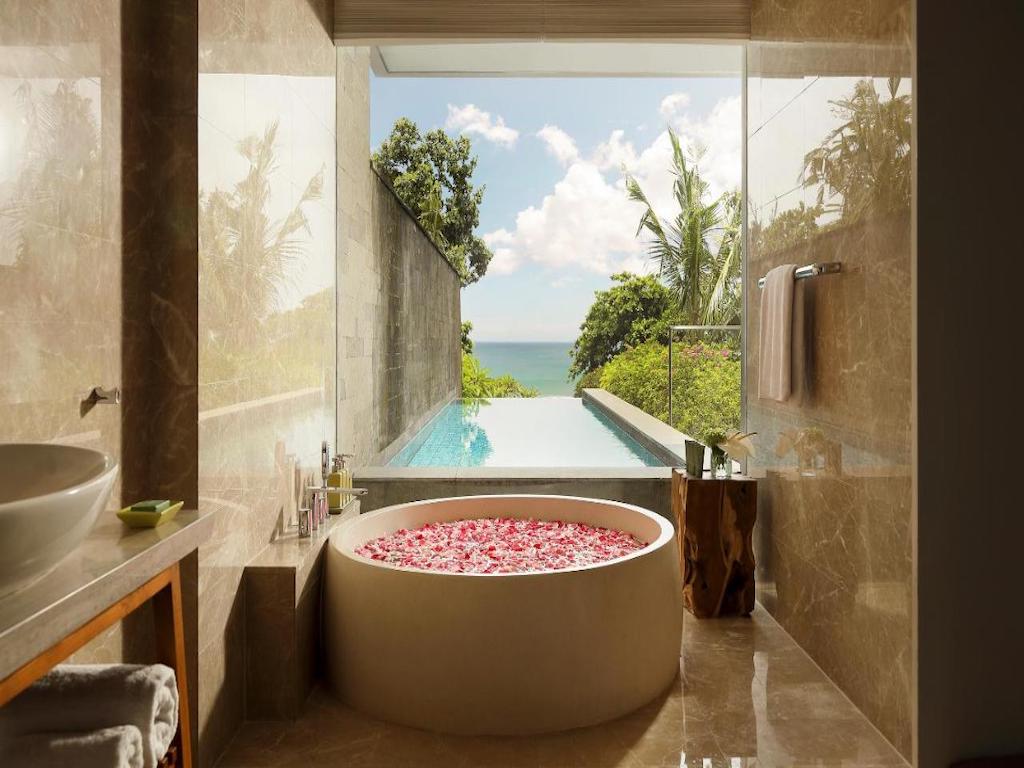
[371,42,744,78]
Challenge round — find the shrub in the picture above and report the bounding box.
[573,367,604,397]
[461,353,538,398]
[568,273,676,379]
[598,341,740,443]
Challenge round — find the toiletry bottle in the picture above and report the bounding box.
[298,507,312,538]
[328,456,344,513]
[328,454,354,513]
[339,454,354,510]
[321,441,331,487]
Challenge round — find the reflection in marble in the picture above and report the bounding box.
[746,0,913,757]
[197,0,336,765]
[0,0,121,476]
[218,607,908,768]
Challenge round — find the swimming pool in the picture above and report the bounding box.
[388,398,665,468]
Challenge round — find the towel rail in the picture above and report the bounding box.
[756,261,841,288]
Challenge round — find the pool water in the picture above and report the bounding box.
[388,398,664,468]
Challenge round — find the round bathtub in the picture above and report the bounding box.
[324,495,681,735]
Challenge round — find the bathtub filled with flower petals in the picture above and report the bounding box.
[324,494,681,735]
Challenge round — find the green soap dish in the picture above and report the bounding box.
[117,501,184,528]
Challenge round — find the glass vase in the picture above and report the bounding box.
[710,448,728,479]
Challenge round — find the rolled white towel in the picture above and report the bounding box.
[0,724,144,768]
[0,664,178,768]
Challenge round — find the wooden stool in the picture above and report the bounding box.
[671,470,757,618]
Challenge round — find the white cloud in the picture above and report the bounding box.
[483,162,649,278]
[551,275,583,289]
[445,104,519,147]
[592,130,637,171]
[658,92,692,122]
[482,228,521,275]
[656,94,742,203]
[536,124,579,166]
[481,96,742,279]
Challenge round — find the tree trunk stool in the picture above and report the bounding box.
[671,470,757,618]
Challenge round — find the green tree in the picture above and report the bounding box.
[459,322,537,397]
[802,77,911,222]
[197,121,325,408]
[625,129,742,325]
[372,118,492,286]
[750,201,822,256]
[568,273,677,379]
[599,341,740,443]
[461,353,538,398]
[199,121,323,342]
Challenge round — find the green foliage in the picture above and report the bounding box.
[0,81,110,403]
[372,117,492,286]
[199,289,333,410]
[598,341,740,444]
[803,78,912,222]
[460,321,474,355]
[750,202,823,256]
[568,273,677,379]
[461,353,538,398]
[626,129,742,325]
[573,367,604,397]
[197,121,327,409]
[200,121,323,338]
[417,180,447,247]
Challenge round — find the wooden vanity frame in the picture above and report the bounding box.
[0,562,192,768]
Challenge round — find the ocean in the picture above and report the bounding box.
[473,342,577,396]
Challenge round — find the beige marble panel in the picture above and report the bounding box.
[0,0,122,475]
[747,0,913,758]
[197,0,336,765]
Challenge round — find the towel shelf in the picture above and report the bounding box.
[757,261,841,288]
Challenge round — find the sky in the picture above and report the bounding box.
[370,75,742,342]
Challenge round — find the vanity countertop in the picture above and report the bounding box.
[0,509,212,681]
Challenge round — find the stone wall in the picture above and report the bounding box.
[337,48,461,467]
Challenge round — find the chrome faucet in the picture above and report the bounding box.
[86,386,120,405]
[80,386,121,417]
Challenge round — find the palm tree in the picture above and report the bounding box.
[199,121,324,342]
[626,129,742,327]
[802,77,912,221]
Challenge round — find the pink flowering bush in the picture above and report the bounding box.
[356,517,646,574]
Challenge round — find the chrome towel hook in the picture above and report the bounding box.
[86,386,121,405]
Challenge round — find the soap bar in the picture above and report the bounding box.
[130,499,171,513]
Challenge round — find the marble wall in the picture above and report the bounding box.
[1,0,202,747]
[196,0,336,764]
[337,49,462,467]
[0,0,122,475]
[746,0,913,757]
[2,5,459,766]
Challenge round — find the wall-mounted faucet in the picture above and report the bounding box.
[86,386,121,405]
[80,386,121,417]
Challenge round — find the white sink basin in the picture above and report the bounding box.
[0,444,119,598]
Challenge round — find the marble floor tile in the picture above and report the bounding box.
[215,605,907,768]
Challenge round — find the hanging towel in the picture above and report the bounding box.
[758,264,798,401]
[0,664,178,768]
[0,725,144,768]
